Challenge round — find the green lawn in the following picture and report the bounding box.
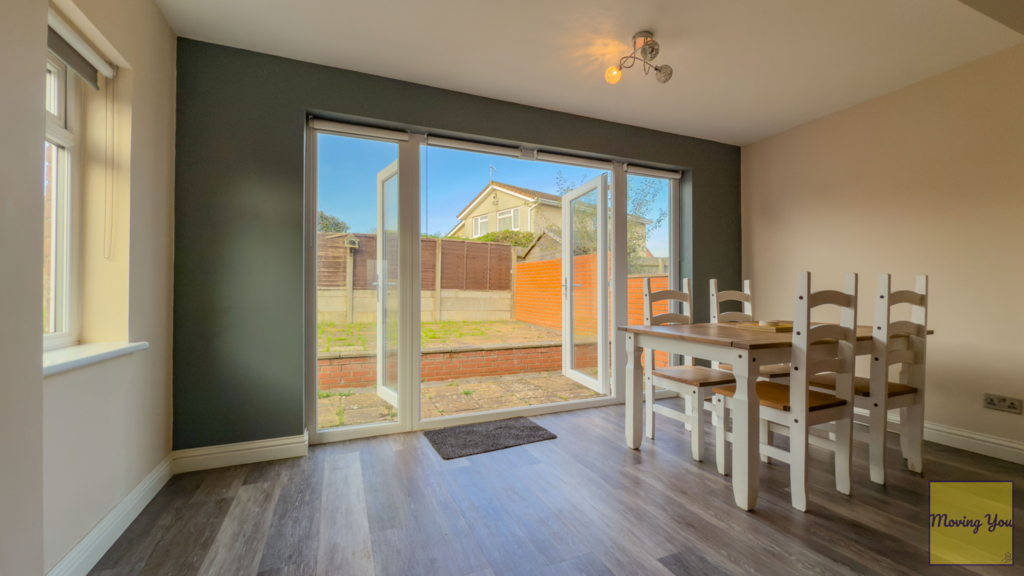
[316,319,560,353]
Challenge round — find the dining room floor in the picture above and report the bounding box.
[89,400,1023,576]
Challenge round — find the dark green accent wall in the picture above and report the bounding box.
[173,38,741,449]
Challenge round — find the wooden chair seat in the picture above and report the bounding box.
[712,381,847,412]
[653,365,736,388]
[719,363,790,378]
[808,374,918,399]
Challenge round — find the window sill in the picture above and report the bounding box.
[43,341,150,378]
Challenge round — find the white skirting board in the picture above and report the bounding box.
[46,431,308,576]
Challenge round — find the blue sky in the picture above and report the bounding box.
[316,133,669,256]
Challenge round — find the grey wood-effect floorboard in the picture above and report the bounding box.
[90,405,1024,576]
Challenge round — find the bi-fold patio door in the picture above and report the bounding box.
[561,174,610,395]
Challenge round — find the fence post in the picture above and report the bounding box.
[435,239,442,321]
[345,245,355,324]
[510,246,516,321]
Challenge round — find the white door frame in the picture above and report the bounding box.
[306,120,683,442]
[561,174,609,394]
[375,160,400,407]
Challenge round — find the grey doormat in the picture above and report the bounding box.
[423,417,557,460]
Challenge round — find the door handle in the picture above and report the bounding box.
[572,284,584,287]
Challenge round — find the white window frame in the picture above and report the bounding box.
[497,207,520,232]
[473,214,489,237]
[43,51,80,351]
[306,121,685,443]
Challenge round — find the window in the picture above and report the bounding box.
[473,214,489,237]
[497,207,520,232]
[43,52,77,349]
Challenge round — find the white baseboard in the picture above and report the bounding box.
[851,407,1024,465]
[47,431,309,576]
[171,430,309,474]
[46,455,174,576]
[923,422,1024,465]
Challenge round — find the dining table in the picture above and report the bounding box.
[619,322,930,511]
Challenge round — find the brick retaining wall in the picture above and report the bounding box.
[318,341,598,390]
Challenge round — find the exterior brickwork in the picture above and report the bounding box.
[317,343,598,390]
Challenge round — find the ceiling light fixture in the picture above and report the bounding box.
[605,31,673,85]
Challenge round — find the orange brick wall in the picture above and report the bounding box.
[515,257,671,367]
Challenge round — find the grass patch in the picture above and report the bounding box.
[462,390,474,396]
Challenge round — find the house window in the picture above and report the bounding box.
[43,52,76,348]
[497,207,520,232]
[473,214,489,237]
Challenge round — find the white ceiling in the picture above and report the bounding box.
[155,0,1022,145]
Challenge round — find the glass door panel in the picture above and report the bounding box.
[562,174,609,394]
[314,133,399,431]
[376,161,400,407]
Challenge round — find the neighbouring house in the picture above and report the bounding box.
[446,181,659,269]
[446,181,563,239]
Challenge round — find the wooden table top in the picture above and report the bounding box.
[619,323,932,350]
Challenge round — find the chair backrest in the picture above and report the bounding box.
[871,274,928,395]
[643,277,692,326]
[643,278,693,367]
[710,279,753,324]
[791,272,859,414]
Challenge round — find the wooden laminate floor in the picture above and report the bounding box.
[89,403,1023,576]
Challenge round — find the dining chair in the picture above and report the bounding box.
[710,279,790,381]
[808,274,928,484]
[712,272,857,511]
[643,278,736,461]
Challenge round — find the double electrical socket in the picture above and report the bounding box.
[984,393,1022,414]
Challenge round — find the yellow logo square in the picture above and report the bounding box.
[930,481,1014,565]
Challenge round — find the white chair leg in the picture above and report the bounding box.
[644,369,656,440]
[902,404,925,474]
[714,397,730,476]
[834,411,853,496]
[684,394,694,431]
[868,401,888,485]
[790,418,808,511]
[759,418,772,464]
[691,389,705,462]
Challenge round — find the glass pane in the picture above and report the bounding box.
[419,146,607,421]
[45,68,58,116]
[381,174,399,398]
[315,133,399,430]
[570,190,599,377]
[627,175,671,373]
[43,141,60,333]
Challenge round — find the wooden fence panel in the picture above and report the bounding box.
[488,245,511,291]
[464,242,491,291]
[319,233,511,292]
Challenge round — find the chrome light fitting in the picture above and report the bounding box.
[605,31,673,85]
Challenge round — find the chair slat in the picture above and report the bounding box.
[650,313,690,325]
[649,290,691,304]
[888,320,926,339]
[718,311,752,323]
[806,323,851,344]
[716,290,750,303]
[808,289,854,309]
[888,290,925,306]
[807,357,845,376]
[886,349,917,366]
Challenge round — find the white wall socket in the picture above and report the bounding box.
[984,393,1022,414]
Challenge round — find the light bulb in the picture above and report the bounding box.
[605,65,622,85]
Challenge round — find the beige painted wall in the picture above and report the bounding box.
[742,45,1024,445]
[0,0,48,572]
[41,0,177,571]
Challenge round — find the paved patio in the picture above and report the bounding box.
[316,371,604,429]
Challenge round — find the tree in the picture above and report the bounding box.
[472,230,535,248]
[317,211,350,233]
[536,171,667,274]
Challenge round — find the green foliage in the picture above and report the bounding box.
[472,230,535,248]
[317,211,351,233]
[547,170,668,274]
[462,390,474,396]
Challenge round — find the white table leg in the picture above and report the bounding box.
[730,354,760,510]
[625,333,643,449]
